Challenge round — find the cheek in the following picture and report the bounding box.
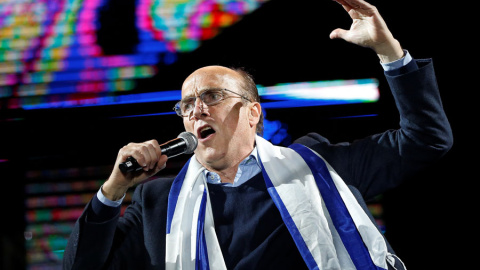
[220,106,242,128]
[225,108,250,136]
[183,118,194,132]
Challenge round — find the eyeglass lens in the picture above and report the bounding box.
[176,89,224,116]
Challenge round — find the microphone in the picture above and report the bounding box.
[119,131,198,173]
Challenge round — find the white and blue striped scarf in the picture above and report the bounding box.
[165,135,394,270]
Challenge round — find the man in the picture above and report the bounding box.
[63,0,453,269]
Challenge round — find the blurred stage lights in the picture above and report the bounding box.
[0,0,271,110]
[16,78,380,111]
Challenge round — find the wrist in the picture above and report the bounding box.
[102,180,128,201]
[375,39,404,63]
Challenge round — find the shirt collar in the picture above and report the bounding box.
[204,146,260,186]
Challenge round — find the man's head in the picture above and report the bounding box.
[179,65,262,171]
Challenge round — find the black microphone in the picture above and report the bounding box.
[119,131,198,173]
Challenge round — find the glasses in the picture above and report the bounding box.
[173,88,251,117]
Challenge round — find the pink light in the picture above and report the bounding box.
[6,74,18,85]
[91,45,102,55]
[187,26,201,39]
[190,13,201,26]
[137,0,164,40]
[76,82,94,93]
[76,22,96,33]
[154,32,164,40]
[83,0,102,9]
[76,82,106,93]
[198,2,213,13]
[77,33,96,44]
[137,18,148,28]
[80,69,106,81]
[79,10,96,21]
[166,41,176,52]
[102,56,130,67]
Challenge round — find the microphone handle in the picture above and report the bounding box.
[119,156,143,173]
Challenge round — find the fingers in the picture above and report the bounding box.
[107,139,167,192]
[157,154,168,171]
[120,140,164,172]
[334,0,377,16]
[330,0,386,45]
[333,0,352,12]
[336,0,373,10]
[329,28,348,40]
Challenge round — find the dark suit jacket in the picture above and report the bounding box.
[63,59,453,270]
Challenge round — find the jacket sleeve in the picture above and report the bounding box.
[294,59,453,201]
[63,184,148,270]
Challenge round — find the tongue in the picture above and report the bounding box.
[200,128,215,139]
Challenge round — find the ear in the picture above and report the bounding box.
[248,102,262,128]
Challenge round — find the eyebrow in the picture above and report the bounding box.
[181,90,197,100]
[182,88,223,99]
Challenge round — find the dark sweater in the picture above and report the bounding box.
[207,173,308,270]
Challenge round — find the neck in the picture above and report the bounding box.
[199,133,257,183]
[202,151,249,184]
[202,144,256,184]
[209,165,239,184]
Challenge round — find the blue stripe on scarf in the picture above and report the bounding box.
[258,155,319,270]
[166,158,191,234]
[289,143,383,270]
[196,188,210,270]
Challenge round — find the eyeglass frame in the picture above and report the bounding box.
[173,88,252,117]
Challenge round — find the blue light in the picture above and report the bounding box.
[21,78,379,110]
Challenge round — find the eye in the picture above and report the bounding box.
[202,90,222,104]
[181,98,195,112]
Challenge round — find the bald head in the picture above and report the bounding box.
[182,65,264,135]
[182,66,244,97]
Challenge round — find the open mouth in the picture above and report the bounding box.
[198,126,216,139]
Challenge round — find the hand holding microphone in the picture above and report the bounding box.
[119,132,198,173]
[102,132,198,201]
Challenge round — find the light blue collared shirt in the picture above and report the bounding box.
[205,147,261,187]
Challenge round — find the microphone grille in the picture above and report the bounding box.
[178,132,198,154]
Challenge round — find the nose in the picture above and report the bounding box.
[190,97,206,120]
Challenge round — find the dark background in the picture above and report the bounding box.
[0,0,472,269]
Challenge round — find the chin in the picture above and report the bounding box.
[197,148,224,167]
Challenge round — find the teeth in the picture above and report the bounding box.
[200,126,212,132]
[199,126,214,139]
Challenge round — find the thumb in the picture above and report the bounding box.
[329,28,348,40]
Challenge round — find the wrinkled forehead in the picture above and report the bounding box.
[181,66,242,98]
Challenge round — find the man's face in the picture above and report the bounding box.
[180,66,259,171]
